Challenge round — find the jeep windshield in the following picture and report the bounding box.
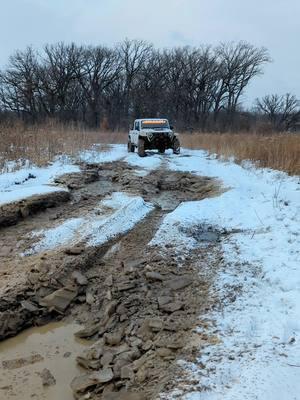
[141,120,169,129]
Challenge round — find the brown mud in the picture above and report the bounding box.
[0,157,223,399]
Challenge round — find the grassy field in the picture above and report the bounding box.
[0,122,299,175]
[0,122,125,171]
[181,132,300,175]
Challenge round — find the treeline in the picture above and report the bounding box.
[0,39,299,131]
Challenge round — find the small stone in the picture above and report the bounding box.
[142,340,153,351]
[130,338,143,347]
[39,368,56,386]
[72,271,88,286]
[159,301,183,313]
[39,286,78,313]
[86,292,95,305]
[104,275,113,287]
[156,348,173,358]
[120,314,128,322]
[148,318,163,332]
[121,365,135,380]
[105,290,112,300]
[105,329,124,346]
[165,276,193,291]
[20,300,39,312]
[103,392,145,400]
[104,300,118,317]
[65,247,85,255]
[145,271,164,281]
[167,339,184,349]
[117,281,136,291]
[116,304,127,315]
[71,369,114,394]
[157,296,173,307]
[0,246,13,257]
[136,367,148,383]
[101,352,114,366]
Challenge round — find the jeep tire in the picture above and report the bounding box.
[173,137,180,155]
[128,138,135,153]
[138,138,145,157]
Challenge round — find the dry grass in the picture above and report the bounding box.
[0,121,126,171]
[1,122,299,175]
[181,132,300,175]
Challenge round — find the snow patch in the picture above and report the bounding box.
[0,160,79,206]
[79,144,127,164]
[155,150,300,400]
[26,192,154,253]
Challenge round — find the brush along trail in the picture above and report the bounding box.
[0,156,223,399]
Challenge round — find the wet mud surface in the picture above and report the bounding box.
[0,156,223,399]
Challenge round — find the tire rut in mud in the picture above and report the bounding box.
[0,160,222,399]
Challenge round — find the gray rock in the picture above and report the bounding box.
[104,329,124,346]
[159,301,183,313]
[71,369,114,394]
[145,271,164,281]
[101,352,114,367]
[117,281,136,291]
[72,271,88,286]
[20,300,39,312]
[39,368,56,386]
[104,274,113,287]
[39,286,78,313]
[121,364,135,380]
[165,276,193,291]
[65,247,85,255]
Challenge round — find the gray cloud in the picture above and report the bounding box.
[0,0,299,105]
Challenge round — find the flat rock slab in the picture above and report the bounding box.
[71,369,114,393]
[2,354,44,370]
[39,286,78,313]
[72,270,88,285]
[39,368,56,386]
[103,392,146,400]
[165,276,193,291]
[0,190,70,228]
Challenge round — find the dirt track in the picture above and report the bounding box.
[0,157,224,399]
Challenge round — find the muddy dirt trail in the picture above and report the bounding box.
[0,155,224,399]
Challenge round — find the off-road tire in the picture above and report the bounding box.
[128,139,135,153]
[138,138,146,157]
[158,145,165,154]
[173,137,180,155]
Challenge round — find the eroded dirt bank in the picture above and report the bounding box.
[0,157,223,399]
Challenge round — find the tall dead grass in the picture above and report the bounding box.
[0,121,126,170]
[1,122,299,175]
[181,132,300,175]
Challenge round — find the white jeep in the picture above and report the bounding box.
[128,118,180,157]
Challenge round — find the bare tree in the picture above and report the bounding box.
[214,42,270,127]
[0,40,272,130]
[37,43,83,119]
[0,47,39,121]
[256,93,300,130]
[118,39,153,122]
[78,46,121,127]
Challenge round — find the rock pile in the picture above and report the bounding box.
[70,254,206,400]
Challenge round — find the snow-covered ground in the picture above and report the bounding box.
[155,150,300,400]
[26,192,153,254]
[0,145,164,207]
[0,159,79,205]
[79,144,128,164]
[1,144,299,399]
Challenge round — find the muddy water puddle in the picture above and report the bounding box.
[0,322,90,400]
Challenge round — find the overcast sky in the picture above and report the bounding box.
[1,0,299,106]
